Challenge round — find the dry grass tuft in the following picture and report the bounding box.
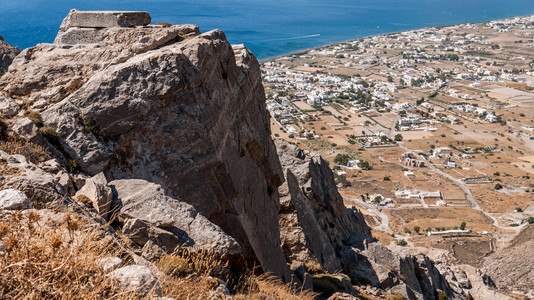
[0,210,132,299]
[0,139,50,163]
[233,274,316,300]
[76,194,94,208]
[27,111,43,127]
[0,209,318,300]
[304,258,325,274]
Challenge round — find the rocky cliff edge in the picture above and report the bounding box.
[0,10,474,299]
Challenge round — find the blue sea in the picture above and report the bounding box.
[1,0,534,59]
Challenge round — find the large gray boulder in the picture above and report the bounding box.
[0,188,30,210]
[110,179,241,260]
[2,11,290,280]
[75,172,113,219]
[0,151,67,207]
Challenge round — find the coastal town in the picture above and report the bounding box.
[262,15,534,264]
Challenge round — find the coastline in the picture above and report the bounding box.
[258,13,534,62]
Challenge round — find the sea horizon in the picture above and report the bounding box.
[1,0,534,59]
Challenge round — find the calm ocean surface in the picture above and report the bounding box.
[1,0,534,59]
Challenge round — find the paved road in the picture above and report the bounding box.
[398,143,527,231]
[399,144,480,210]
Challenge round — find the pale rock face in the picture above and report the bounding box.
[75,172,113,219]
[275,139,370,272]
[110,179,242,259]
[0,188,30,210]
[108,265,161,297]
[97,257,123,273]
[11,117,42,144]
[0,39,20,76]
[0,151,67,207]
[56,9,151,35]
[0,95,19,118]
[3,11,290,280]
[483,224,534,296]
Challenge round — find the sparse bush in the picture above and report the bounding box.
[334,153,350,165]
[304,259,324,274]
[27,111,43,127]
[436,290,449,300]
[66,159,81,173]
[397,239,407,246]
[79,117,100,136]
[40,126,60,146]
[156,21,173,27]
[494,183,503,190]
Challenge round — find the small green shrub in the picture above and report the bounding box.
[66,159,81,172]
[436,290,448,300]
[156,22,173,27]
[312,274,345,298]
[79,117,100,136]
[27,111,43,127]
[397,239,407,246]
[39,126,60,146]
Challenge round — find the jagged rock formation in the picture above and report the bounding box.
[109,178,242,261]
[483,224,534,298]
[276,139,466,300]
[0,10,290,281]
[0,37,20,76]
[0,10,479,299]
[276,139,370,272]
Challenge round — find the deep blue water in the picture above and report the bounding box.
[1,0,534,59]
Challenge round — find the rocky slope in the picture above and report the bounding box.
[276,140,468,299]
[0,10,482,299]
[1,9,289,281]
[483,224,534,298]
[0,35,20,77]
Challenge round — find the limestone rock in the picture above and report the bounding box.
[11,117,42,144]
[483,224,534,296]
[110,179,241,258]
[0,39,20,76]
[8,11,290,280]
[0,188,30,210]
[97,257,123,273]
[0,151,66,207]
[109,265,161,297]
[57,10,151,34]
[0,95,19,118]
[2,23,200,106]
[275,139,370,272]
[75,172,113,218]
